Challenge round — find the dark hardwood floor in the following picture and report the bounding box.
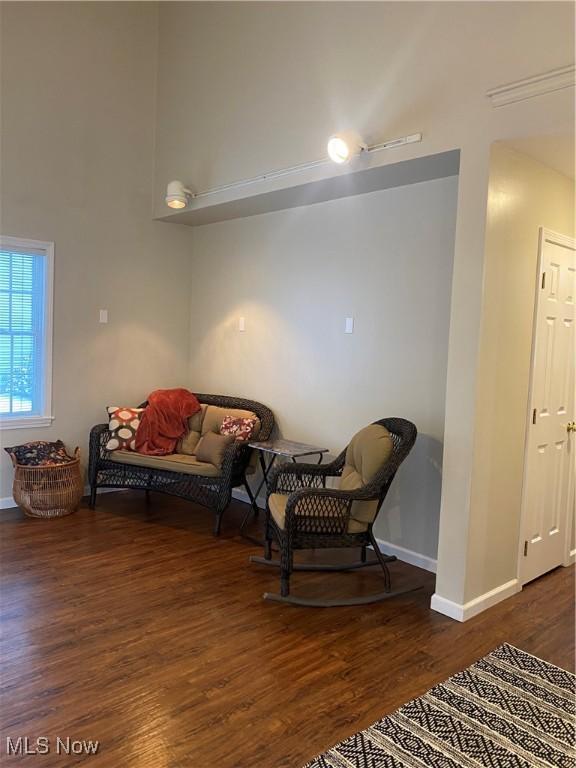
[1,491,574,767]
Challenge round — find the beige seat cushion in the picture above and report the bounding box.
[269,493,368,534]
[109,449,221,477]
[339,424,393,526]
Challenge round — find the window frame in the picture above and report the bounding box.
[0,236,54,430]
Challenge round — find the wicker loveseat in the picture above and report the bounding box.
[88,394,274,534]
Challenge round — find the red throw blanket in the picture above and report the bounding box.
[135,388,201,456]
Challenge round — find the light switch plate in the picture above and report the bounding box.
[239,317,246,332]
[99,309,108,324]
[345,317,354,334]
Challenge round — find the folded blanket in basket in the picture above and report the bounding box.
[4,440,75,466]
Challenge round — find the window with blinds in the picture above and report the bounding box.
[0,237,53,428]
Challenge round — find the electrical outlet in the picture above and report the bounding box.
[99,309,108,324]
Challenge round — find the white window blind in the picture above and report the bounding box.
[0,237,53,428]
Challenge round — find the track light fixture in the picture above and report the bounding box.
[326,132,367,164]
[164,133,422,209]
[165,180,193,209]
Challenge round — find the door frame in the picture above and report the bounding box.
[517,227,576,585]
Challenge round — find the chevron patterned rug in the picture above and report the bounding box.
[304,643,575,768]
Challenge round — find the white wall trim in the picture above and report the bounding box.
[0,235,54,428]
[564,548,576,567]
[0,486,122,511]
[232,486,265,509]
[0,415,54,430]
[430,578,521,622]
[429,593,465,622]
[486,65,575,108]
[373,537,437,574]
[541,228,576,251]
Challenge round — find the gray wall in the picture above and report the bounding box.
[153,2,573,215]
[2,1,573,613]
[154,1,575,606]
[0,2,194,498]
[189,176,458,560]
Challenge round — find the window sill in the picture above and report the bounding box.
[0,416,54,430]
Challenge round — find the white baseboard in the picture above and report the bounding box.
[564,547,576,567]
[232,489,438,574]
[430,578,521,622]
[0,486,122,512]
[373,537,437,574]
[232,486,265,509]
[430,593,466,621]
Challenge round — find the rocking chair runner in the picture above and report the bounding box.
[250,418,418,607]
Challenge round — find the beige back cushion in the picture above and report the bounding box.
[178,405,207,455]
[195,431,235,467]
[339,424,394,526]
[179,404,261,456]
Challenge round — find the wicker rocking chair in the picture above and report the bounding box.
[250,418,418,607]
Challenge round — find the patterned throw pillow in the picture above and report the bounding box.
[105,407,145,451]
[219,415,257,442]
[4,440,75,466]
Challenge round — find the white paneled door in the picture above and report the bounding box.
[520,228,576,585]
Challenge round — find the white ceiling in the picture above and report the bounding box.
[506,136,575,180]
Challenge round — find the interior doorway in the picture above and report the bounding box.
[519,227,576,585]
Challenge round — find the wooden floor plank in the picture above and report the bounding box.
[1,491,574,767]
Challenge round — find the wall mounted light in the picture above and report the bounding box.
[326,132,367,164]
[165,180,193,209]
[164,133,422,210]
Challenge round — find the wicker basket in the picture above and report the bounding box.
[10,448,83,519]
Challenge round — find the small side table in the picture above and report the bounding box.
[240,439,329,543]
